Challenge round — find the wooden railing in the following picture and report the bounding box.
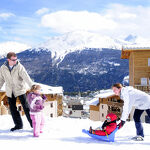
[134,85,150,93]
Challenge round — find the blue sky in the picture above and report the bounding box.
[1,0,150,46]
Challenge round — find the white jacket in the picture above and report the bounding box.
[120,86,150,121]
[0,61,33,97]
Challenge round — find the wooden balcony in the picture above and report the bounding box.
[134,85,150,93]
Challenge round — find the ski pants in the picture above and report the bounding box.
[30,112,44,137]
[133,109,150,137]
[8,93,32,128]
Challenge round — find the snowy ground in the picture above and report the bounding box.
[0,115,150,150]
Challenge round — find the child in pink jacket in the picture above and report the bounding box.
[27,84,47,137]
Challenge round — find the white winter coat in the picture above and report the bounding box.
[0,61,33,98]
[120,86,150,121]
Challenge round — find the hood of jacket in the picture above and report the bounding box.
[106,113,117,122]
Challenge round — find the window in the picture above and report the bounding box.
[101,105,104,109]
[50,114,53,117]
[69,111,72,115]
[50,103,53,108]
[148,58,150,66]
[102,113,104,117]
[141,78,148,85]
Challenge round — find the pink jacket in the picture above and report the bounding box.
[27,92,47,113]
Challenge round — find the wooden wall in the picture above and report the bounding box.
[129,51,150,86]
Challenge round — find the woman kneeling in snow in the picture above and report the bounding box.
[89,113,117,136]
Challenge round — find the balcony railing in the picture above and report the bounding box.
[134,85,150,93]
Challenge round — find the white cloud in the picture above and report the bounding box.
[0,41,31,56]
[118,13,137,19]
[103,4,150,38]
[41,10,118,33]
[35,8,50,15]
[0,13,15,19]
[40,4,150,40]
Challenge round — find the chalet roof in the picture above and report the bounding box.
[123,45,150,50]
[87,89,115,105]
[39,83,63,95]
[95,89,115,98]
[87,97,99,105]
[121,45,150,59]
[0,82,63,95]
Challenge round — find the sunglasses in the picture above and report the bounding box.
[10,59,18,61]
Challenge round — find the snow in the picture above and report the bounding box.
[87,97,99,105]
[35,31,130,60]
[87,89,115,105]
[38,83,63,95]
[123,45,150,50]
[0,115,150,150]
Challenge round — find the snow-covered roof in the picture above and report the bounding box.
[86,97,99,105]
[38,83,63,95]
[122,45,150,50]
[87,89,115,105]
[0,82,63,95]
[94,89,115,98]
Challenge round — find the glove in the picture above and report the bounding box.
[35,104,44,110]
[117,120,125,129]
[42,94,47,100]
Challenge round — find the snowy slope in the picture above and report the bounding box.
[0,41,31,58]
[0,115,150,150]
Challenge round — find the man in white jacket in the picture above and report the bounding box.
[0,52,34,131]
[112,83,150,141]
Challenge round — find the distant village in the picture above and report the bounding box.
[0,46,150,124]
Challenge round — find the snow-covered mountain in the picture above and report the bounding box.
[0,31,131,92]
[0,41,31,58]
[35,31,130,60]
[0,48,128,92]
[1,31,149,92]
[1,31,149,61]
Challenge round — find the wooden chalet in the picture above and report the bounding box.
[0,83,63,117]
[121,45,150,123]
[121,46,150,93]
[89,90,124,121]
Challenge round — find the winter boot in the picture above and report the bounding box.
[131,135,144,141]
[89,126,93,134]
[10,126,23,132]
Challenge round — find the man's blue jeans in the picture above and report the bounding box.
[133,109,150,137]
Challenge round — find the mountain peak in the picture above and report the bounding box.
[124,34,137,42]
[36,31,128,59]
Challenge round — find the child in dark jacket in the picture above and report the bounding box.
[89,113,117,136]
[27,84,47,137]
